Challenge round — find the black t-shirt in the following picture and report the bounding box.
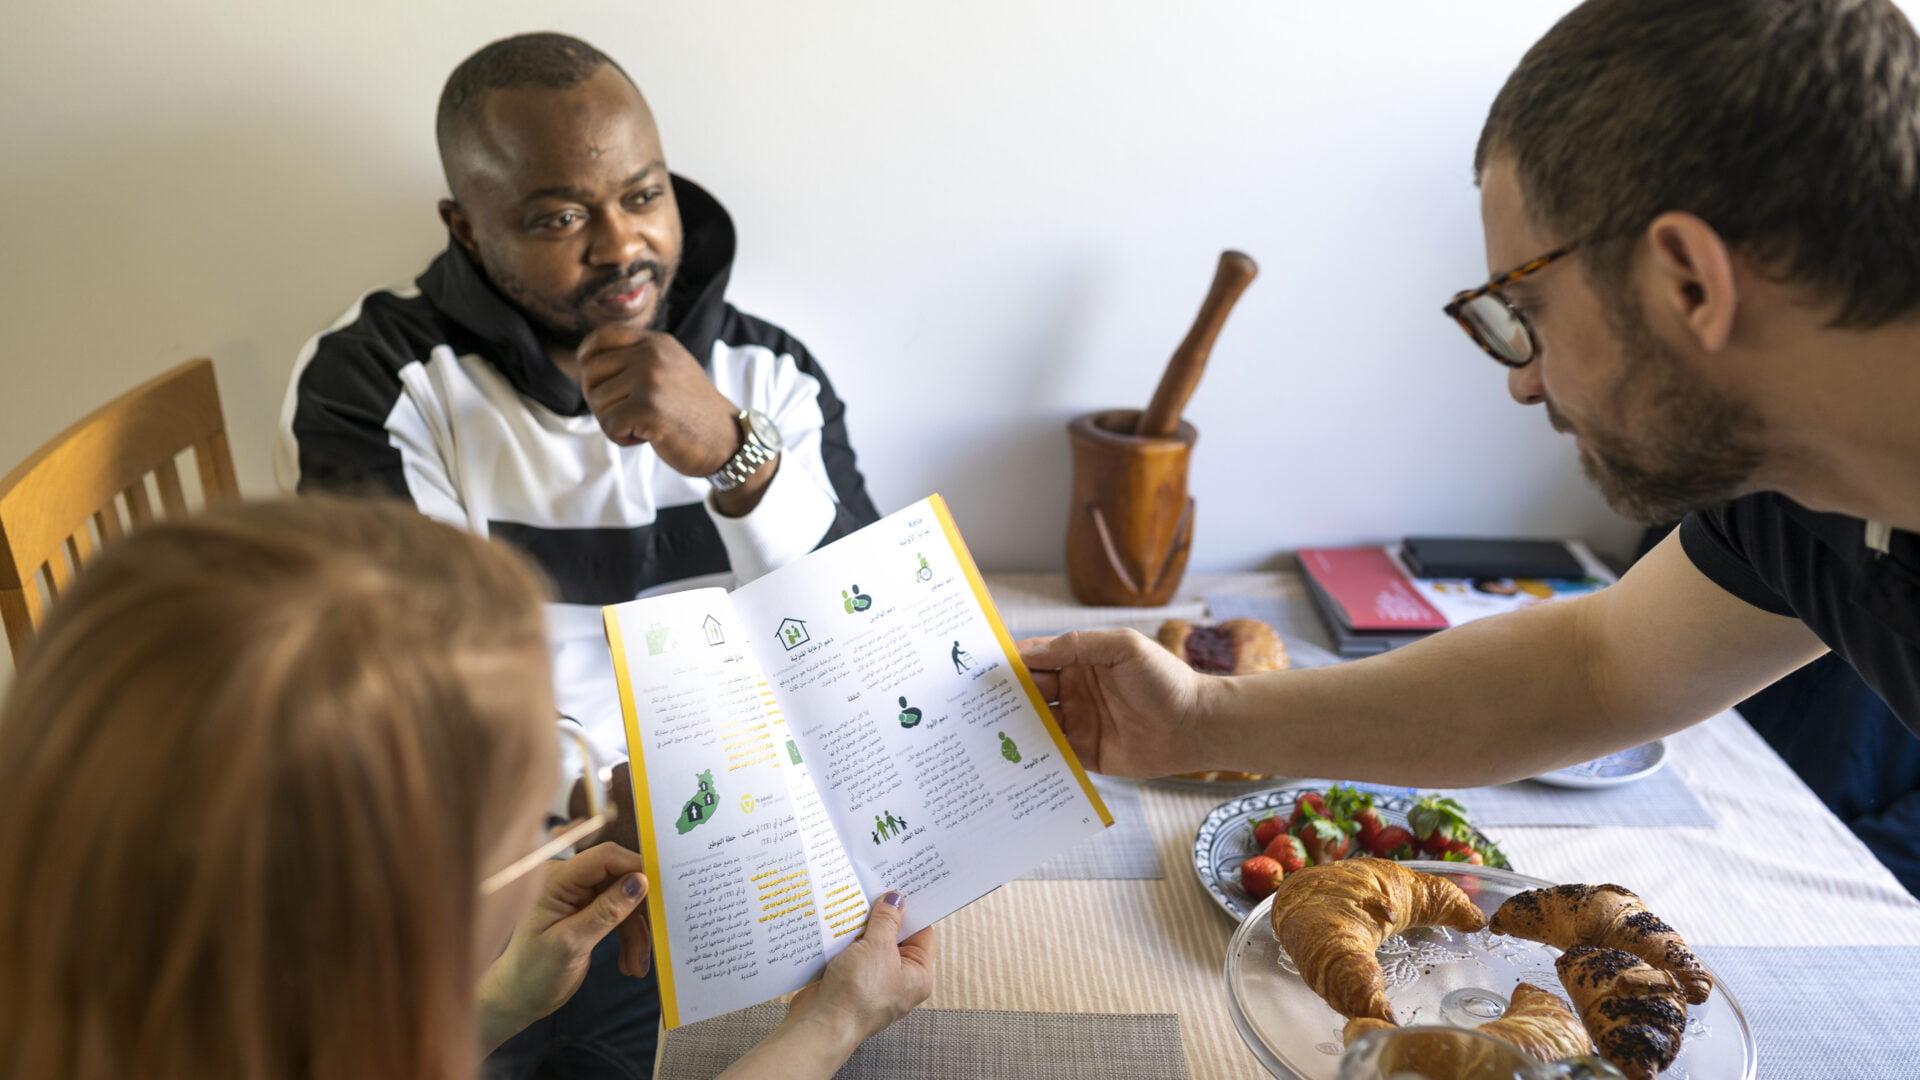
[1680,493,1920,736]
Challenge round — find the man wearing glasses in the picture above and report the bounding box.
[1023,0,1920,845]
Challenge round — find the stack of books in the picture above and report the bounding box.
[1296,539,1614,658]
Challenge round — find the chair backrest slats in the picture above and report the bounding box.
[123,477,155,526]
[153,458,191,519]
[196,432,238,500]
[45,549,75,596]
[0,358,238,662]
[93,503,124,544]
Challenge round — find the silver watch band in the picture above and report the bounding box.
[707,410,778,492]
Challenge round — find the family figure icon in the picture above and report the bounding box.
[871,810,910,844]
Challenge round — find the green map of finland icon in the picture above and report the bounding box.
[676,769,719,835]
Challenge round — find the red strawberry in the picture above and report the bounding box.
[1264,833,1309,873]
[1441,848,1485,865]
[1287,792,1327,832]
[1409,794,1474,854]
[1353,807,1385,850]
[1324,784,1374,823]
[1251,813,1284,850]
[1240,855,1285,899]
[1298,816,1353,865]
[1366,824,1417,859]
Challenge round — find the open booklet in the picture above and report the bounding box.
[603,494,1113,1028]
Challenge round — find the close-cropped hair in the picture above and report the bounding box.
[436,31,632,168]
[0,496,555,1080]
[1477,0,1920,327]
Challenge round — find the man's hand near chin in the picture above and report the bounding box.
[575,324,777,515]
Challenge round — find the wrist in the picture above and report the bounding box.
[784,996,874,1048]
[706,408,782,493]
[474,969,538,1054]
[712,1000,865,1079]
[1193,671,1247,771]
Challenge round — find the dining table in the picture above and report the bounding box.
[656,571,1920,1080]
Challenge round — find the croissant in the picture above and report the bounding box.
[1491,883,1712,1004]
[1556,945,1688,1080]
[1341,984,1589,1065]
[1478,982,1592,1062]
[1340,1017,1396,1046]
[1339,1020,1522,1079]
[1270,858,1487,1023]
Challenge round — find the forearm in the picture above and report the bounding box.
[716,1007,866,1080]
[1206,597,1636,787]
[1201,539,1827,787]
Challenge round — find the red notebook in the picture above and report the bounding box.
[1295,547,1448,631]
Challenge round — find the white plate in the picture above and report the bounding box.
[1224,861,1757,1080]
[1533,740,1669,788]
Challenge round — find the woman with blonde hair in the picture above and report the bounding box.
[0,497,933,1079]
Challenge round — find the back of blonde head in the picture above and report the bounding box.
[0,497,554,1080]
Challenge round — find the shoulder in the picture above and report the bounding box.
[300,281,450,377]
[1680,493,1866,617]
[715,304,818,367]
[1691,492,1858,560]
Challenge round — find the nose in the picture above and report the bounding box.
[586,207,647,269]
[1507,359,1545,406]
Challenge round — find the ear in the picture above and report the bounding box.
[1642,212,1737,352]
[439,199,478,257]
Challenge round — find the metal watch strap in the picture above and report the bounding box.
[706,410,777,492]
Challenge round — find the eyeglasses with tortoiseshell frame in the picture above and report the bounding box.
[1442,243,1579,368]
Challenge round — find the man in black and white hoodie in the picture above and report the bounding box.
[279,32,876,743]
[276,32,877,1077]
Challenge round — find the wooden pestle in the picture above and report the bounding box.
[1135,250,1259,437]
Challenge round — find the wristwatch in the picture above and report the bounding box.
[706,408,782,492]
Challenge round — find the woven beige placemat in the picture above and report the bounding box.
[657,1003,1189,1079]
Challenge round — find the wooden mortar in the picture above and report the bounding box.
[1065,407,1196,607]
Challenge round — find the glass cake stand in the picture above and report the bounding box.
[1223,861,1756,1080]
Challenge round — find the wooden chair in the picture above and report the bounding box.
[0,358,239,662]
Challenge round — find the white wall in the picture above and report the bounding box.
[1,0,1646,576]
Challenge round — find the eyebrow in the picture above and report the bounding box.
[518,161,665,205]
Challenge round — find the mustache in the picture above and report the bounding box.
[572,260,669,309]
[1544,401,1575,435]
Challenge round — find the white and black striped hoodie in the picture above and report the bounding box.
[275,176,878,753]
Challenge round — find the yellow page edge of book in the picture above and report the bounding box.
[930,494,1114,827]
[601,604,682,1030]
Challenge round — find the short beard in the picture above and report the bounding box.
[479,255,675,349]
[1559,295,1766,524]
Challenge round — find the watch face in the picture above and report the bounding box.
[745,410,783,453]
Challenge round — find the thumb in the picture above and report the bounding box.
[859,891,906,944]
[1014,633,1073,671]
[554,873,647,946]
[1021,628,1137,670]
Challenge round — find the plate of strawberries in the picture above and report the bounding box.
[1193,784,1510,920]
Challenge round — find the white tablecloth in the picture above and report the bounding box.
[929,572,1920,1079]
